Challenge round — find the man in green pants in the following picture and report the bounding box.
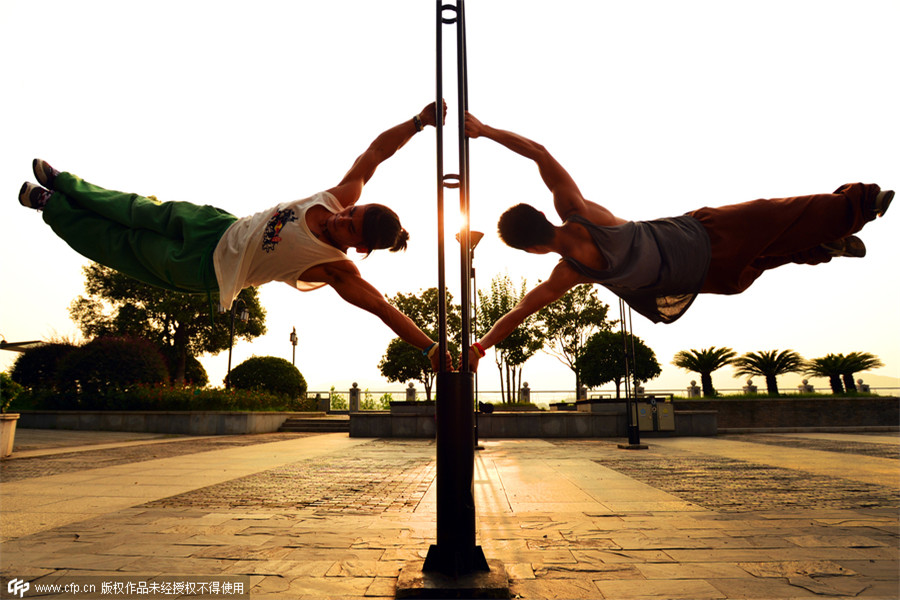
[19,102,450,370]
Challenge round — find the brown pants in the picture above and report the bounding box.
[689,182,880,295]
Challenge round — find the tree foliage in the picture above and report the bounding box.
[805,352,884,394]
[69,264,266,383]
[672,346,737,397]
[578,330,661,398]
[839,352,884,393]
[56,337,170,401]
[11,342,77,391]
[536,284,612,393]
[476,275,544,403]
[378,288,460,400]
[732,349,805,395]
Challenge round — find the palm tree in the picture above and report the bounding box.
[804,354,848,395]
[839,352,884,393]
[732,349,805,396]
[672,347,737,397]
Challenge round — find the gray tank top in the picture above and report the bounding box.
[562,214,710,323]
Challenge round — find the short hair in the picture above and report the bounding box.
[497,203,554,250]
[362,204,409,253]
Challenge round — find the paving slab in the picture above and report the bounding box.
[1,429,898,599]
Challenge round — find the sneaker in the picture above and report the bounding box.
[873,189,893,218]
[32,159,59,190]
[19,182,52,210]
[821,235,866,258]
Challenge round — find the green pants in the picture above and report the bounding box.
[42,172,237,293]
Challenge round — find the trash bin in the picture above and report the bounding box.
[635,397,675,432]
[656,400,675,431]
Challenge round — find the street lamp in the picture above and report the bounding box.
[290,327,298,365]
[456,230,484,449]
[226,299,249,387]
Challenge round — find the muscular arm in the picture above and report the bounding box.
[303,260,447,370]
[465,113,584,219]
[465,113,625,226]
[468,262,584,371]
[328,101,446,207]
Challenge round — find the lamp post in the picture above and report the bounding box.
[456,230,484,448]
[226,299,249,388]
[290,327,298,365]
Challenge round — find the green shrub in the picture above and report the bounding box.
[56,337,169,402]
[1,372,24,413]
[14,384,312,412]
[227,356,307,399]
[11,342,77,390]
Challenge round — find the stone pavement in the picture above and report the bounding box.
[1,429,898,599]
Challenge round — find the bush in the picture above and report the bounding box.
[1,372,24,413]
[13,384,314,412]
[56,337,169,401]
[11,342,77,390]
[227,356,307,399]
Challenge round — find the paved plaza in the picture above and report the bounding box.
[1,429,898,599]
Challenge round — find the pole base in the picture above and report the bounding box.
[397,559,509,599]
[617,443,650,450]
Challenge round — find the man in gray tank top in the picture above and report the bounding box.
[462,112,892,372]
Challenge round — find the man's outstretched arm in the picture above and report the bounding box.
[328,101,447,207]
[467,262,583,372]
[305,260,451,371]
[465,112,585,220]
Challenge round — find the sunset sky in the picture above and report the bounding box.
[2,0,897,399]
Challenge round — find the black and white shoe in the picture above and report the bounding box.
[32,159,60,190]
[19,182,52,210]
[873,190,893,218]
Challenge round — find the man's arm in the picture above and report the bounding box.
[304,260,450,371]
[328,101,446,208]
[465,112,585,220]
[468,262,584,372]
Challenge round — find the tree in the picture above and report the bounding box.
[578,330,661,398]
[537,284,612,394]
[672,346,737,397]
[839,352,884,393]
[804,354,847,395]
[378,288,460,400]
[476,275,544,403]
[69,264,266,384]
[731,349,805,396]
[379,338,434,398]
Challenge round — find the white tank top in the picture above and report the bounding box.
[213,191,348,310]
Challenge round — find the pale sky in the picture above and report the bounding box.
[2,0,898,399]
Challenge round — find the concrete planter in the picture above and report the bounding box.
[490,403,541,412]
[16,411,303,435]
[0,413,19,457]
[389,401,436,415]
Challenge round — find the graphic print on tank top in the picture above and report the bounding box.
[262,208,298,253]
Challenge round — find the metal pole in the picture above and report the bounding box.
[435,0,448,368]
[424,0,488,578]
[226,304,236,388]
[620,298,641,446]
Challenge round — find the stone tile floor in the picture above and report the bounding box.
[1,430,897,599]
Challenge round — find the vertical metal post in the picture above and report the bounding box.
[434,1,448,367]
[424,0,489,578]
[620,299,642,446]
